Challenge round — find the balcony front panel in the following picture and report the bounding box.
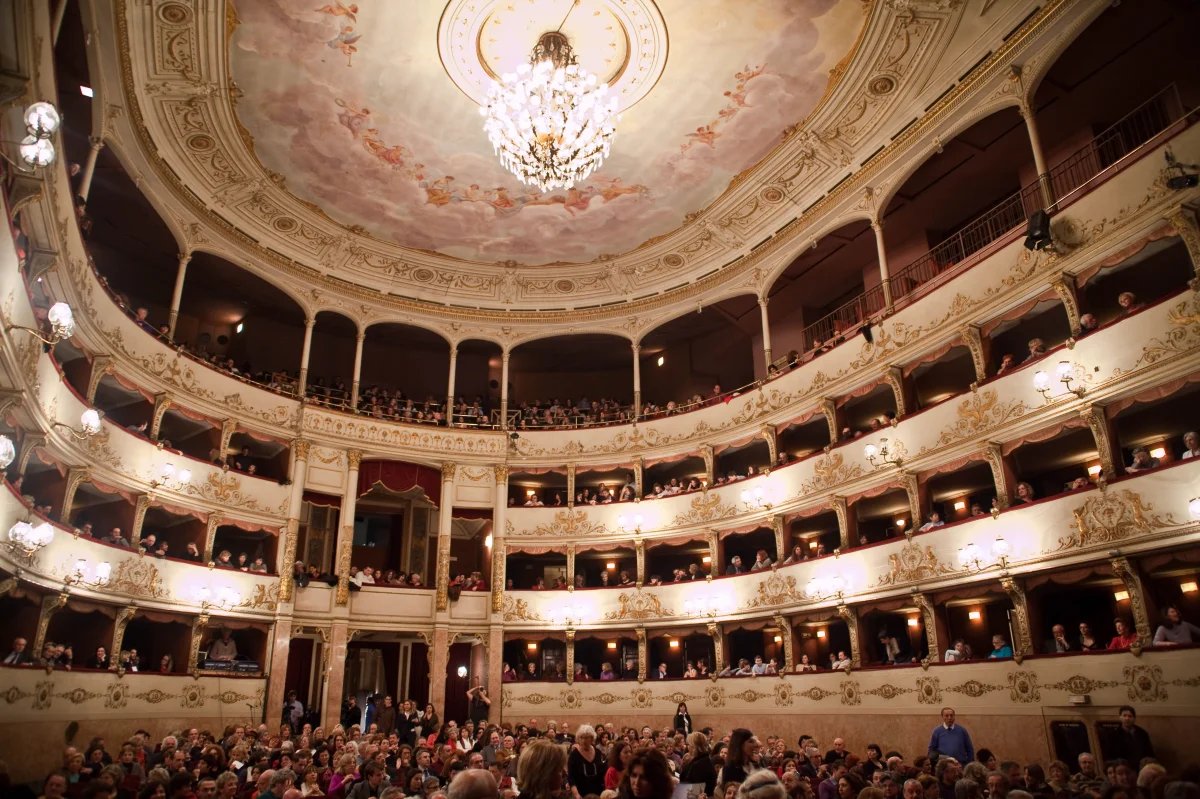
[502,459,1200,628]
[347,585,437,623]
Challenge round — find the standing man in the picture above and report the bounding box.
[341,695,361,730]
[1109,706,1154,765]
[927,707,974,765]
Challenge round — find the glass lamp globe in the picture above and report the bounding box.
[80,409,102,435]
[24,102,62,137]
[0,434,15,469]
[19,135,55,167]
[47,302,75,337]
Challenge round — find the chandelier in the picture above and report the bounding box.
[481,29,618,192]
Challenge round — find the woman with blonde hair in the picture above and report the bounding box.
[681,732,717,795]
[517,738,568,799]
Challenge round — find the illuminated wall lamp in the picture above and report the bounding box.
[953,500,966,511]
[526,642,538,650]
[907,618,919,627]
[1088,464,1102,476]
[606,562,616,570]
[701,555,712,563]
[816,630,826,639]
[1190,497,1200,520]
[773,635,782,643]
[606,641,618,650]
[968,610,982,621]
[484,533,493,548]
[668,640,680,648]
[617,513,644,534]
[0,434,15,469]
[1033,361,1085,399]
[456,665,468,678]
[5,301,75,344]
[895,518,906,530]
[1149,447,1166,460]
[54,408,103,440]
[1180,581,1198,594]
[1114,590,1130,602]
[864,438,903,467]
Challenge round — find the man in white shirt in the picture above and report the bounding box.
[831,651,851,669]
[1182,431,1199,459]
[359,567,376,585]
[918,512,944,532]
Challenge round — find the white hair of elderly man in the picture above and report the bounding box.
[447,769,497,799]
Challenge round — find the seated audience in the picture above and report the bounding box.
[1152,605,1200,645]
[1126,446,1159,473]
[987,635,1013,659]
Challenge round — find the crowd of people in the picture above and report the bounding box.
[6,697,1193,799]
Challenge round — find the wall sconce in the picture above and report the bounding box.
[6,302,75,345]
[65,557,111,588]
[1088,464,1102,477]
[1113,589,1130,602]
[669,639,680,648]
[772,635,782,643]
[193,584,242,610]
[8,102,62,169]
[1149,447,1166,460]
[605,561,616,570]
[957,536,1009,571]
[0,434,15,469]
[907,618,919,628]
[864,438,903,467]
[1033,361,1085,400]
[741,483,779,510]
[805,573,849,600]
[684,593,732,618]
[953,500,966,512]
[484,533,493,548]
[7,519,54,555]
[816,629,826,639]
[607,641,618,650]
[617,513,644,534]
[526,641,538,651]
[968,610,982,621]
[1180,580,1198,594]
[150,462,192,490]
[456,665,468,678]
[702,555,712,563]
[54,408,103,440]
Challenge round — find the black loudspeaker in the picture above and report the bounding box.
[1024,210,1052,251]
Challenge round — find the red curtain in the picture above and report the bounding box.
[357,461,442,505]
[303,491,341,508]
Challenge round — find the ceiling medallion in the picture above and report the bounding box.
[481,27,618,191]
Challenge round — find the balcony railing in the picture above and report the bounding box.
[794,84,1192,355]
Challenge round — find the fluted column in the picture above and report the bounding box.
[770,515,784,562]
[565,628,576,686]
[78,137,104,201]
[491,465,508,611]
[566,464,576,507]
[631,342,641,418]
[167,252,191,339]
[110,608,136,671]
[350,332,365,409]
[960,324,989,384]
[758,296,773,369]
[446,346,458,426]
[436,463,456,611]
[298,316,316,398]
[335,450,363,605]
[872,220,893,311]
[499,350,511,429]
[279,440,311,602]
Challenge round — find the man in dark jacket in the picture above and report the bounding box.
[1108,706,1154,765]
[340,696,361,729]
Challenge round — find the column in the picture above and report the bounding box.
[1019,101,1055,210]
[491,466,508,611]
[1165,207,1200,287]
[34,593,68,654]
[335,450,363,605]
[499,350,511,429]
[774,614,794,672]
[1051,275,1082,337]
[150,393,171,440]
[60,467,89,525]
[872,220,894,311]
[912,592,941,663]
[770,515,785,563]
[1110,556,1153,648]
[566,464,576,507]
[1080,404,1119,480]
[960,324,990,384]
[706,529,720,579]
[760,425,778,465]
[836,603,862,668]
[202,515,221,562]
[486,625,503,718]
[884,365,909,419]
[701,445,714,486]
[321,620,350,730]
[130,495,151,546]
[429,626,450,719]
[52,0,70,45]
[633,457,644,498]
[820,398,840,444]
[635,539,646,586]
[902,472,926,529]
[297,316,316,399]
[435,463,456,611]
[85,355,112,403]
[265,618,294,724]
[635,626,647,683]
[187,612,210,677]
[350,332,366,409]
[999,576,1034,660]
[110,608,136,671]
[707,621,725,676]
[631,342,641,418]
[832,496,854,551]
[758,296,773,369]
[219,420,237,463]
[983,441,1012,510]
[565,543,576,588]
[279,440,311,602]
[565,628,576,686]
[446,346,458,426]
[78,137,104,201]
[167,252,192,339]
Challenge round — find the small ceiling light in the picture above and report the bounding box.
[1114,590,1130,602]
[816,629,826,639]
[1149,446,1166,460]
[1180,580,1198,594]
[79,85,93,98]
[657,356,665,367]
[968,610,982,621]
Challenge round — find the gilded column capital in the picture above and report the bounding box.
[441,462,457,481]
[345,448,363,470]
[1164,206,1200,285]
[982,441,1010,510]
[292,439,313,462]
[493,464,509,484]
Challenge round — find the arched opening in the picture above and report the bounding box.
[644,454,705,496]
[923,459,997,525]
[850,485,910,546]
[508,334,632,427]
[881,108,1034,305]
[501,635,567,681]
[1111,380,1200,475]
[784,509,840,562]
[645,537,709,584]
[640,295,758,404]
[1006,424,1099,505]
[305,311,358,409]
[359,323,452,418]
[142,504,207,564]
[576,545,635,590]
[909,344,976,410]
[573,633,638,681]
[451,339,502,426]
[791,611,850,673]
[122,611,193,674]
[767,220,878,360]
[1079,239,1194,328]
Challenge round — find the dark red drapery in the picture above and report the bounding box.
[357,461,442,506]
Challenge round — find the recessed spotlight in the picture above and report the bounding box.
[657,355,664,367]
[80,85,93,98]
[236,322,244,334]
